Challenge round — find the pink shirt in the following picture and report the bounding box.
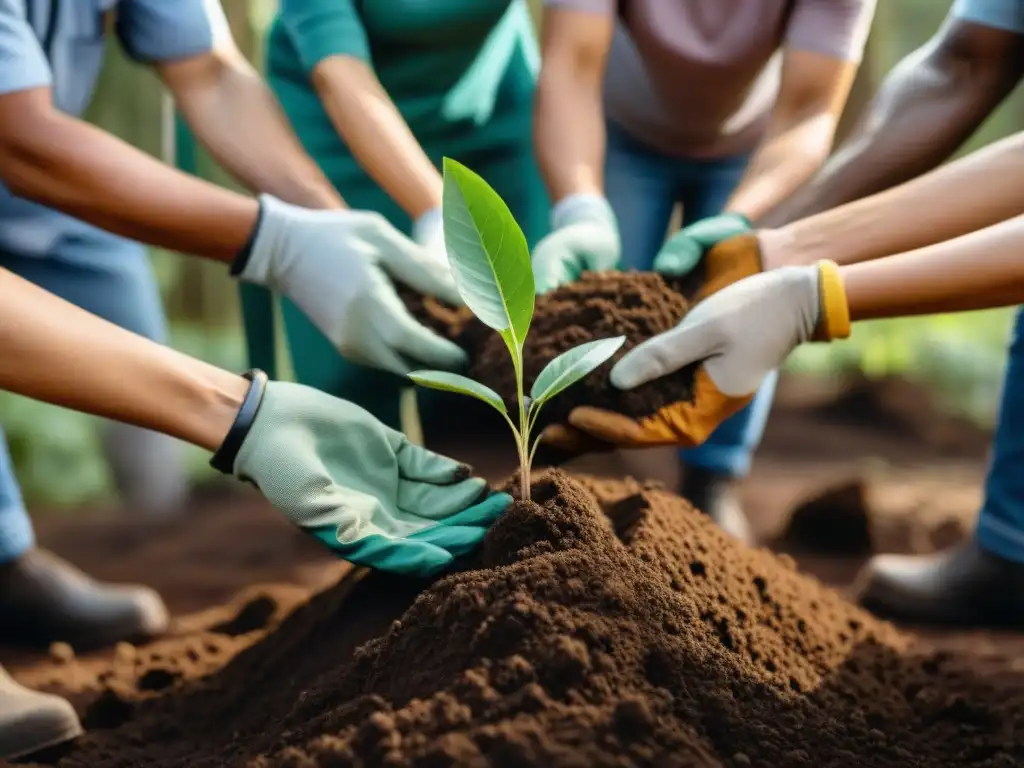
[546,0,877,158]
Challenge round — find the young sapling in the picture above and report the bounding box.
[408,158,625,501]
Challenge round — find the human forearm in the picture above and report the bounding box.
[760,22,1024,227]
[534,8,612,201]
[724,116,835,222]
[312,57,441,219]
[0,92,257,261]
[162,53,343,210]
[0,268,248,452]
[758,131,1024,270]
[841,214,1024,320]
[534,61,606,200]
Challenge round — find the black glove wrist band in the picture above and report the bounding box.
[231,200,265,277]
[209,369,269,474]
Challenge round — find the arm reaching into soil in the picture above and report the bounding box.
[544,215,1024,450]
[0,7,463,374]
[756,130,1024,271]
[0,267,511,576]
[530,2,620,293]
[0,267,248,452]
[275,0,449,260]
[0,87,259,262]
[723,0,876,221]
[0,89,464,372]
[653,10,1024,297]
[759,12,1024,227]
[157,27,343,211]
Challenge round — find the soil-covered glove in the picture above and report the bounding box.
[532,194,621,294]
[543,262,850,450]
[653,214,760,303]
[211,374,513,577]
[234,195,465,376]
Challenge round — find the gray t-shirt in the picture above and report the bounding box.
[546,0,877,158]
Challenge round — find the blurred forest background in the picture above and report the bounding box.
[2,0,1021,505]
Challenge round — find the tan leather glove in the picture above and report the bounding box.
[542,261,850,450]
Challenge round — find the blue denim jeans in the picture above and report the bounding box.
[0,230,173,563]
[604,121,778,478]
[977,306,1024,563]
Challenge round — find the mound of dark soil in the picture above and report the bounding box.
[401,272,699,426]
[30,472,1023,768]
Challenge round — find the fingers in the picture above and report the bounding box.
[566,407,687,448]
[395,441,471,485]
[427,492,512,528]
[565,368,753,448]
[532,239,580,295]
[537,423,615,459]
[652,234,703,277]
[610,322,718,390]
[397,475,491,520]
[408,524,488,559]
[389,305,469,371]
[370,222,464,306]
[321,530,454,577]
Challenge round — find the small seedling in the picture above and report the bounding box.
[409,158,625,501]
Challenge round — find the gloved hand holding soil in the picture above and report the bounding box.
[401,270,703,437]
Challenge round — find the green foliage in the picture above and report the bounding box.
[407,371,507,414]
[531,337,626,406]
[413,159,624,500]
[441,158,534,357]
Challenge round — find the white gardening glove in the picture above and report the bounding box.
[532,194,621,294]
[412,207,450,276]
[235,195,466,376]
[543,262,850,449]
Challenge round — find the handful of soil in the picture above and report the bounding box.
[400,272,700,428]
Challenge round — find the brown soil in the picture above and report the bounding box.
[4,376,1014,768]
[402,272,698,426]
[11,468,1023,768]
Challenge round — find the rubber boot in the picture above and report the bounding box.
[681,466,753,545]
[0,666,82,761]
[856,539,1024,627]
[0,549,169,650]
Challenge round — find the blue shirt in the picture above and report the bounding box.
[952,0,1024,33]
[0,0,226,257]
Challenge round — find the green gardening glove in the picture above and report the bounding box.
[653,213,754,300]
[532,195,621,294]
[210,373,512,577]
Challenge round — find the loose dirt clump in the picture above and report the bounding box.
[28,472,1024,768]
[401,272,698,427]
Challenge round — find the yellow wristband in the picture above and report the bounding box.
[811,260,851,341]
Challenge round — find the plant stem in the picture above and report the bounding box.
[515,355,530,501]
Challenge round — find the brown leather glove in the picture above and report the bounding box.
[542,261,851,451]
[673,233,764,304]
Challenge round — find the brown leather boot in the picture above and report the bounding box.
[856,540,1024,627]
[681,466,754,545]
[0,666,82,761]
[0,549,168,650]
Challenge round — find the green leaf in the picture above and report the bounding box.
[408,370,507,415]
[530,336,627,405]
[441,157,534,350]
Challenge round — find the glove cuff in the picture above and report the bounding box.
[209,369,269,474]
[234,194,291,287]
[811,260,851,341]
[230,202,265,278]
[412,207,443,246]
[551,194,616,231]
